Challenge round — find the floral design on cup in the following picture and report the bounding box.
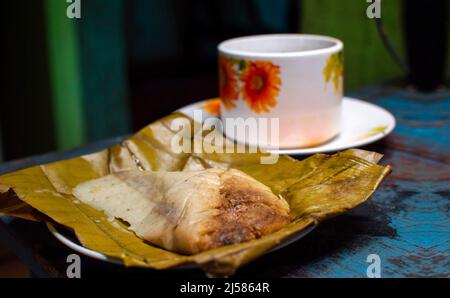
[323,51,344,94]
[219,35,344,149]
[241,61,281,113]
[219,56,239,110]
[219,56,281,114]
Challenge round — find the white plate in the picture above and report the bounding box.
[46,97,392,267]
[47,222,315,267]
[178,97,396,155]
[46,222,122,265]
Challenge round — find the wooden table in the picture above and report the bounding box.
[0,86,449,277]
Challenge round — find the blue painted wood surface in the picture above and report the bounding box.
[289,87,450,277]
[0,87,448,277]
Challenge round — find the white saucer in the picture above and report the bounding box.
[178,97,396,156]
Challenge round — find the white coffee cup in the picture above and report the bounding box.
[218,34,344,149]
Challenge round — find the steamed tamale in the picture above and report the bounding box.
[73,168,290,254]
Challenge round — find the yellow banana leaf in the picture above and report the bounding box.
[0,113,392,276]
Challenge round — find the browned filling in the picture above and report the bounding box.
[198,175,290,251]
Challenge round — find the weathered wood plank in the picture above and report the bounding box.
[0,88,449,277]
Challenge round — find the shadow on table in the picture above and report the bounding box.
[2,197,396,278]
[236,201,397,278]
[0,139,396,278]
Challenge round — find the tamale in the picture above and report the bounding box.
[73,168,290,255]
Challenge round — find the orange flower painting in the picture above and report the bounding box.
[219,56,239,110]
[201,98,221,116]
[241,61,281,113]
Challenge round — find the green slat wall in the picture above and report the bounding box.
[78,0,130,142]
[44,0,406,150]
[302,0,405,91]
[46,0,86,149]
[46,0,130,150]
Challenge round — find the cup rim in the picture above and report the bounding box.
[218,34,343,58]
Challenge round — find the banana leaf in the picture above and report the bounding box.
[0,113,391,276]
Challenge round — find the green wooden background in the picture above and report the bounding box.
[46,0,130,150]
[302,0,405,90]
[4,0,407,157]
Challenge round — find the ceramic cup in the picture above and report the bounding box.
[218,34,344,149]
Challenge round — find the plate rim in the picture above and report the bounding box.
[46,221,316,268]
[46,222,122,265]
[178,97,396,156]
